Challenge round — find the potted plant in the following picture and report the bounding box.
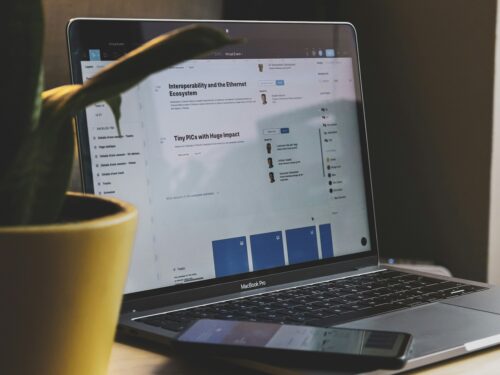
[0,2,236,375]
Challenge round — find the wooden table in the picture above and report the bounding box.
[108,340,500,374]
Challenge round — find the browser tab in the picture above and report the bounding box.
[89,49,101,61]
[325,49,335,57]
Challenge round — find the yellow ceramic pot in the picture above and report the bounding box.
[0,192,137,375]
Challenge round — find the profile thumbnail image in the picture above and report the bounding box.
[267,157,273,169]
[269,172,275,183]
[261,93,267,105]
[266,142,272,154]
[258,63,264,72]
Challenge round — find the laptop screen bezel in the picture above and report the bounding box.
[67,18,379,312]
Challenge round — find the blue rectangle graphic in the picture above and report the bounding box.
[319,224,334,258]
[250,231,285,271]
[325,48,335,57]
[286,226,319,264]
[212,237,249,278]
[89,49,101,61]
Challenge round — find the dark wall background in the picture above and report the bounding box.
[224,0,496,281]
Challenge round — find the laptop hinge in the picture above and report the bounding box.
[353,264,380,272]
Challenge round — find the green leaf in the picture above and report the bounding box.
[42,25,240,130]
[29,119,75,224]
[0,1,43,181]
[105,96,122,137]
[0,118,75,225]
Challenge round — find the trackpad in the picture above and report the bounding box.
[442,287,500,314]
[337,303,500,358]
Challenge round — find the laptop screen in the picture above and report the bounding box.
[69,20,376,295]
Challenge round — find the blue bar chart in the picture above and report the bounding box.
[285,226,319,264]
[212,236,249,277]
[319,223,334,258]
[250,231,285,271]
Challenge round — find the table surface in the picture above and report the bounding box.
[108,340,500,375]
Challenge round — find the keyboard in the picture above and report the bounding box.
[137,269,486,332]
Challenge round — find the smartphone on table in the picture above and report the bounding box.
[173,319,412,372]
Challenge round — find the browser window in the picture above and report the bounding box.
[81,48,371,294]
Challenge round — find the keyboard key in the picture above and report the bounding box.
[303,310,336,320]
[420,282,460,294]
[295,305,317,312]
[463,285,486,293]
[311,301,338,308]
[330,306,354,314]
[377,271,402,278]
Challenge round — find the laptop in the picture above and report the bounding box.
[67,18,500,372]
